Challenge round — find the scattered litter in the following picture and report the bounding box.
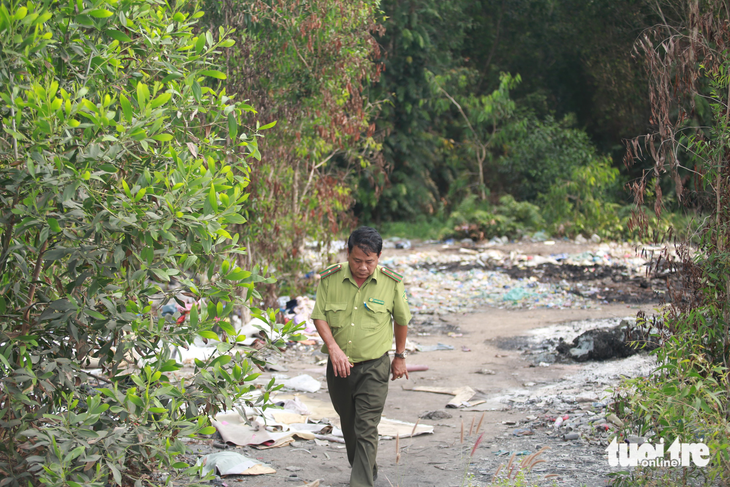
[197,451,275,476]
[296,481,320,487]
[416,343,454,352]
[410,386,458,395]
[446,386,476,408]
[211,413,317,449]
[476,369,496,375]
[606,413,624,428]
[419,410,453,420]
[276,374,322,393]
[379,417,434,438]
[377,242,665,315]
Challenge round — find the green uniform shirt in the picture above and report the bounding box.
[311,263,412,363]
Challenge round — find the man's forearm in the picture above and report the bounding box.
[394,321,407,353]
[314,319,341,353]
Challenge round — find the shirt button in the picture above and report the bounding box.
[348,340,352,343]
[354,307,357,310]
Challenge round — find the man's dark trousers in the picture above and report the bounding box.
[327,353,390,487]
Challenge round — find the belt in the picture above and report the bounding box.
[351,353,388,367]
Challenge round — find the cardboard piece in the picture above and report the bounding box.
[378,417,434,438]
[211,413,315,448]
[446,386,476,408]
[410,385,477,408]
[198,451,275,476]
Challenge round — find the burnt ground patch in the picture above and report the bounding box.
[410,318,464,336]
[503,263,677,304]
[416,260,677,305]
[490,319,661,363]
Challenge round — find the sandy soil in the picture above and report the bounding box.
[182,241,664,487]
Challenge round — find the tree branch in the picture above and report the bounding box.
[22,240,48,334]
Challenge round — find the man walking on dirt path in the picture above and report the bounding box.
[312,226,412,487]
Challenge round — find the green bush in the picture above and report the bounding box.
[612,321,730,485]
[439,194,542,241]
[0,1,299,485]
[539,156,624,238]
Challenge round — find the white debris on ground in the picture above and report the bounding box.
[460,319,660,487]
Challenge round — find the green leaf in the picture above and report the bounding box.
[84,308,106,320]
[120,94,133,123]
[151,268,169,282]
[195,35,205,54]
[258,120,277,131]
[161,73,182,84]
[89,9,113,18]
[198,330,218,340]
[218,320,235,335]
[136,82,150,111]
[48,218,61,233]
[189,304,199,326]
[107,30,131,42]
[208,186,218,211]
[152,134,173,142]
[122,180,132,198]
[198,426,216,435]
[200,70,226,80]
[225,269,251,281]
[75,14,93,26]
[150,92,171,108]
[13,6,27,20]
[223,213,246,224]
[191,81,202,103]
[210,355,231,367]
[227,112,237,139]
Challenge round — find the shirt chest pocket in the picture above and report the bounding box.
[363,301,390,330]
[325,302,348,328]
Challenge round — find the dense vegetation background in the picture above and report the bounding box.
[200,0,702,297]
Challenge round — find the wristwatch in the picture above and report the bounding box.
[394,351,407,359]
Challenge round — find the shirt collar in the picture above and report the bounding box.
[342,263,379,285]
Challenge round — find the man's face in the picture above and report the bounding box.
[347,245,380,281]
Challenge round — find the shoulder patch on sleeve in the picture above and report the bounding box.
[318,263,342,279]
[380,266,403,283]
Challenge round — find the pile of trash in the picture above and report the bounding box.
[190,393,432,479]
[379,242,665,314]
[266,241,670,335]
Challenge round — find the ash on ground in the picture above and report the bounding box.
[464,347,658,487]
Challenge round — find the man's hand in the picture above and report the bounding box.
[391,357,409,381]
[329,345,353,378]
[313,319,353,378]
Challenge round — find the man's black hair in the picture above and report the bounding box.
[347,226,382,255]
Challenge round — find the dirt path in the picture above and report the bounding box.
[186,302,657,487]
